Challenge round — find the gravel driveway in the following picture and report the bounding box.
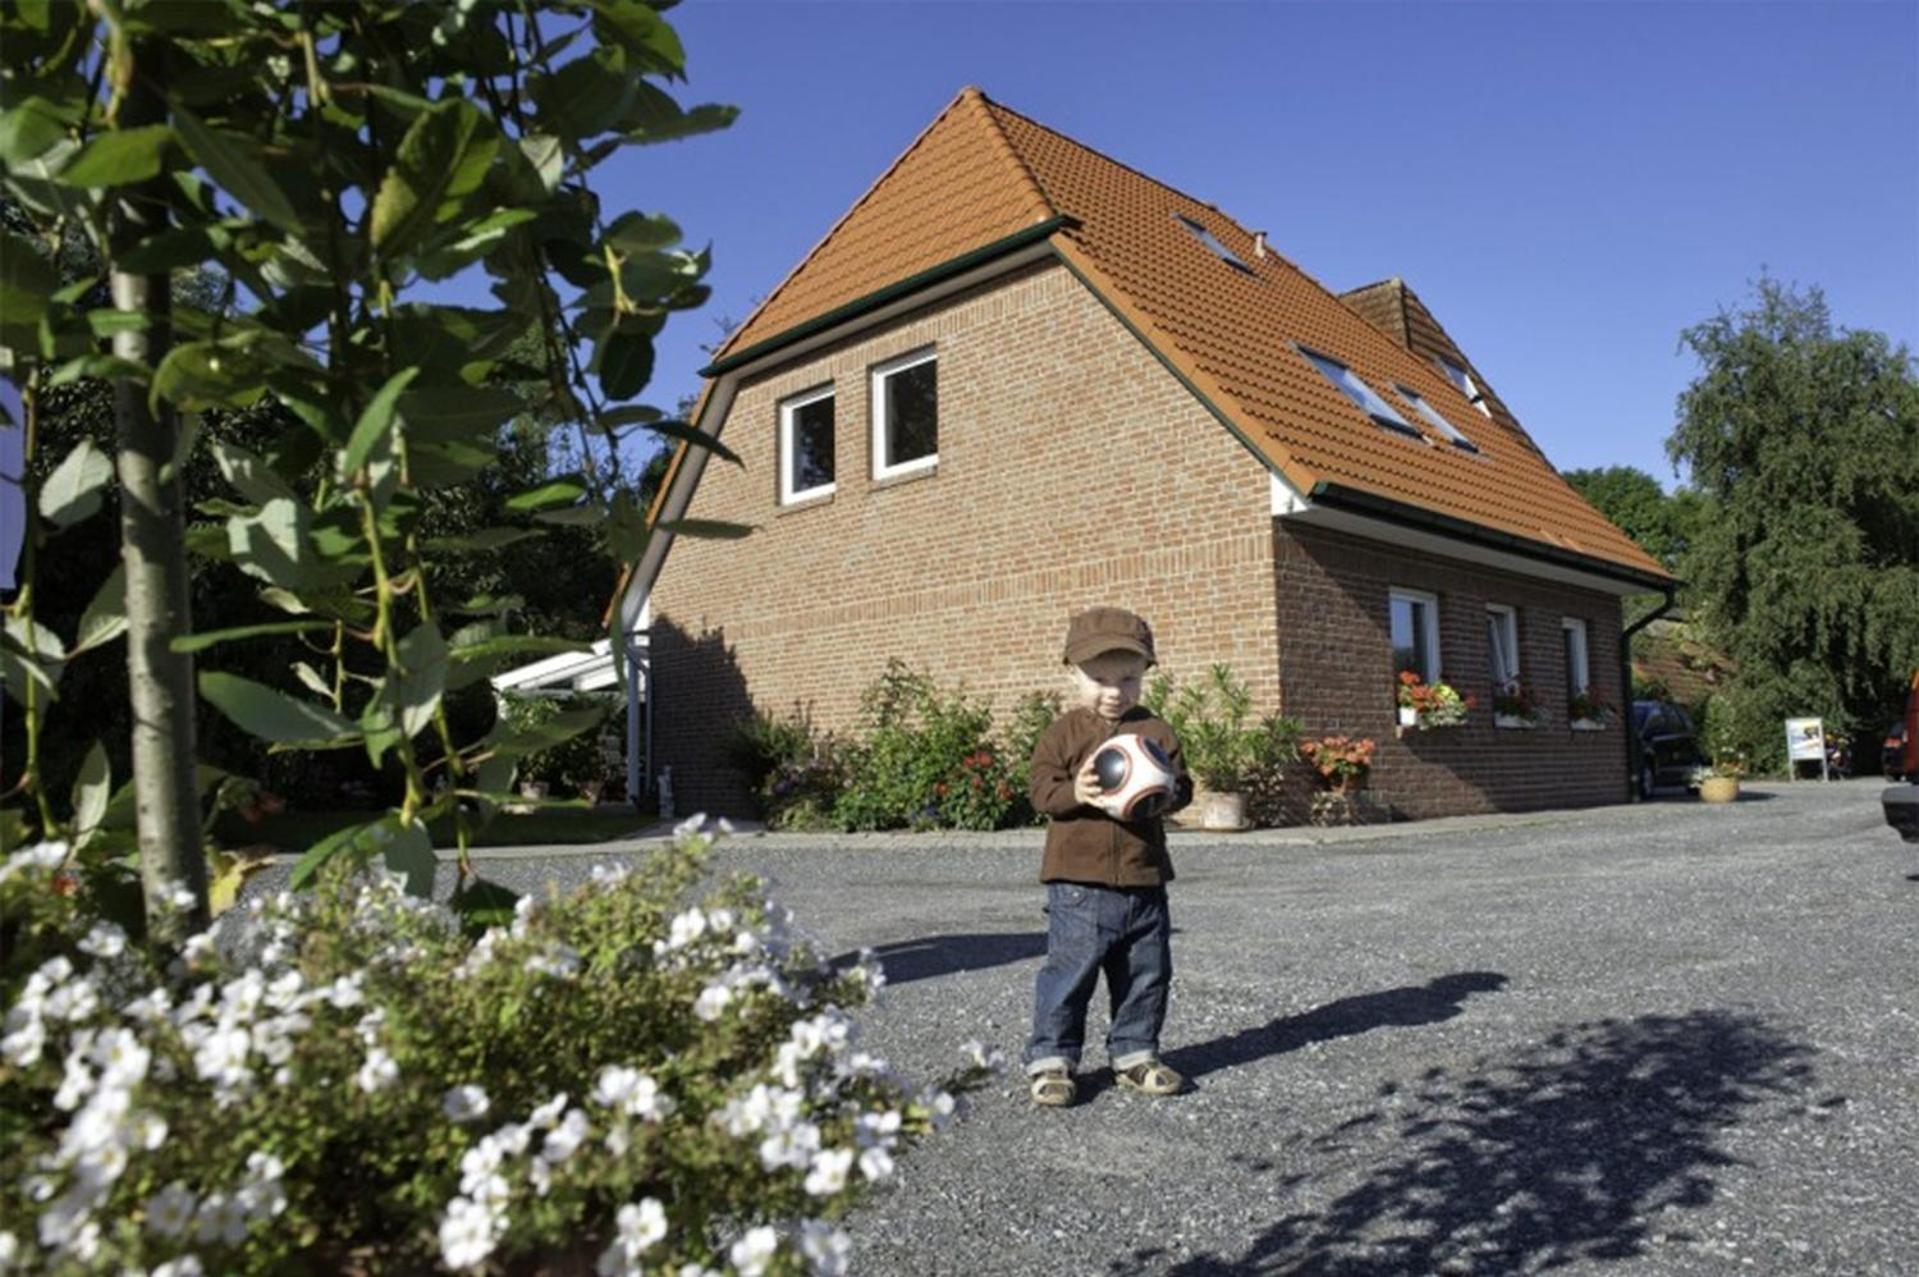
[439,781,1918,1274]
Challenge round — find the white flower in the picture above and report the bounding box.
[672,813,708,840]
[729,1225,781,1277]
[858,1145,895,1182]
[322,976,365,1009]
[0,1230,16,1273]
[667,908,708,949]
[960,1039,1008,1073]
[0,841,66,885]
[925,1088,958,1131]
[592,1067,674,1121]
[714,816,738,837]
[803,1146,855,1196]
[443,1085,490,1123]
[596,1198,668,1276]
[194,1025,252,1089]
[438,1196,501,1271]
[2,1018,45,1068]
[76,923,126,960]
[693,984,732,1022]
[524,944,582,979]
[152,1257,205,1277]
[589,862,631,886]
[194,1191,249,1246]
[528,1093,569,1129]
[491,1121,532,1157]
[799,1220,853,1277]
[758,1121,820,1172]
[540,1108,590,1164]
[52,1049,92,1111]
[36,1188,92,1251]
[356,1047,398,1094]
[146,1182,198,1238]
[91,1027,152,1086]
[43,978,99,1023]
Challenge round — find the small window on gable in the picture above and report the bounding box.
[1174,213,1254,274]
[1562,617,1591,696]
[778,386,835,504]
[1438,357,1493,417]
[1394,384,1480,453]
[1300,348,1421,439]
[871,348,937,480]
[1390,587,1441,685]
[1485,604,1521,692]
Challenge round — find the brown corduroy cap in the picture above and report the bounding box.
[1062,606,1157,667]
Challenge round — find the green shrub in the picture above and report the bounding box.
[832,663,1011,832]
[1001,691,1064,827]
[727,709,845,831]
[500,694,613,799]
[1144,665,1300,793]
[0,831,993,1275]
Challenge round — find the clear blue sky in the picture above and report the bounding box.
[577,0,1919,488]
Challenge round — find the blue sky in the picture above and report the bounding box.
[577,0,1918,488]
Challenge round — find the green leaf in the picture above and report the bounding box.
[292,661,332,698]
[227,499,310,589]
[452,877,522,934]
[151,340,269,413]
[370,99,494,261]
[55,124,173,187]
[39,438,114,528]
[629,416,740,467]
[288,815,429,891]
[340,366,420,478]
[505,477,588,513]
[393,623,449,739]
[590,0,686,73]
[383,819,437,897]
[0,228,57,356]
[397,385,522,438]
[622,85,738,145]
[448,635,591,691]
[170,102,302,234]
[199,671,357,746]
[72,564,128,655]
[0,96,67,168]
[534,45,637,139]
[208,439,295,505]
[70,742,109,850]
[596,328,653,400]
[604,210,681,256]
[423,527,539,554]
[656,518,755,540]
[171,621,331,654]
[48,353,150,386]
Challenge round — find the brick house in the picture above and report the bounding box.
[613,88,1675,820]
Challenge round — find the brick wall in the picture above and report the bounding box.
[650,261,1280,815]
[1272,520,1629,819]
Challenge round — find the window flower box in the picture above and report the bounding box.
[1396,671,1471,730]
[1491,681,1542,729]
[1568,690,1613,731]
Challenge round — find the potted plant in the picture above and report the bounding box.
[1492,680,1542,728]
[1568,689,1612,729]
[1299,734,1377,795]
[1697,748,1746,803]
[1147,665,1299,831]
[1396,671,1472,729]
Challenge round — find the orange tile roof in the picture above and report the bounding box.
[705,87,1670,586]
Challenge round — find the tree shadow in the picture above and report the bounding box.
[831,932,1049,986]
[1163,972,1509,1083]
[1121,1010,1820,1275]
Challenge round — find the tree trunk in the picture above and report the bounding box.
[109,40,207,942]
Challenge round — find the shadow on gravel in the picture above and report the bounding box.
[1123,1010,1818,1276]
[1164,972,1508,1083]
[839,932,1048,985]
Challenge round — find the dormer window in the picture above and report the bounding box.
[1394,384,1480,453]
[1174,213,1254,274]
[1438,357,1493,417]
[1299,347,1421,439]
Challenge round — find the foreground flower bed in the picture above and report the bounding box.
[1,829,989,1275]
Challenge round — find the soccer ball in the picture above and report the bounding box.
[1091,733,1178,821]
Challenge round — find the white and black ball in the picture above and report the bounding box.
[1091,733,1177,821]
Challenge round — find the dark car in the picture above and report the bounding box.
[1885,721,1910,782]
[1631,700,1707,799]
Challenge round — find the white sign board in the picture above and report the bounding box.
[1785,718,1825,762]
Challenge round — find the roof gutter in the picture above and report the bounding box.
[1307,480,1673,594]
[701,215,1074,378]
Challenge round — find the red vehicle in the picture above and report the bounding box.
[1882,670,1919,843]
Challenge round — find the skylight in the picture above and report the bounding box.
[1394,384,1480,453]
[1173,213,1254,274]
[1299,348,1421,438]
[1437,357,1493,417]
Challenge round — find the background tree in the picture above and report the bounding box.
[1562,464,1703,572]
[1667,275,1919,768]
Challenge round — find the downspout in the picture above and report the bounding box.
[623,629,643,806]
[1620,584,1678,801]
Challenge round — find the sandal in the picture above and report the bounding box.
[1029,1068,1077,1107]
[1115,1060,1185,1096]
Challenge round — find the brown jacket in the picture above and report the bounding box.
[1029,706,1193,887]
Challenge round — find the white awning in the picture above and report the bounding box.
[490,638,643,698]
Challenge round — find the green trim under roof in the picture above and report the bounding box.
[1308,481,1674,592]
[699,216,1074,378]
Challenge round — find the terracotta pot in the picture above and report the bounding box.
[1699,775,1740,804]
[1199,790,1247,831]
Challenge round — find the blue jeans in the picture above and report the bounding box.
[1025,882,1171,1074]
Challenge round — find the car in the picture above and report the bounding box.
[1631,699,1707,799]
[1880,670,1919,842]
[1886,783,1919,843]
[1884,721,1910,782]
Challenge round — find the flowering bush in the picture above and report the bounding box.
[933,748,1020,832]
[1298,735,1378,789]
[1568,689,1614,724]
[832,663,1014,832]
[1491,681,1542,725]
[0,829,993,1275]
[1396,671,1472,728]
[728,710,845,832]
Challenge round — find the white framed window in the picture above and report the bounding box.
[1562,617,1591,696]
[1174,213,1254,274]
[1393,384,1479,453]
[1485,604,1521,691]
[1300,347,1421,439]
[1390,587,1441,685]
[870,348,937,480]
[1438,356,1493,417]
[777,385,836,504]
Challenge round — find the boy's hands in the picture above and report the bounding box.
[1073,757,1105,809]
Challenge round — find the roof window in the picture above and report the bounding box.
[1173,214,1254,274]
[1299,348,1421,439]
[1438,357,1493,417]
[1394,384,1480,453]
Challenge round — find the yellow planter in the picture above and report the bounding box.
[1699,776,1740,804]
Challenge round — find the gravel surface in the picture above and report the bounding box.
[310,781,1919,1275]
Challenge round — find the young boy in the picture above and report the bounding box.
[1024,605,1193,1106]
